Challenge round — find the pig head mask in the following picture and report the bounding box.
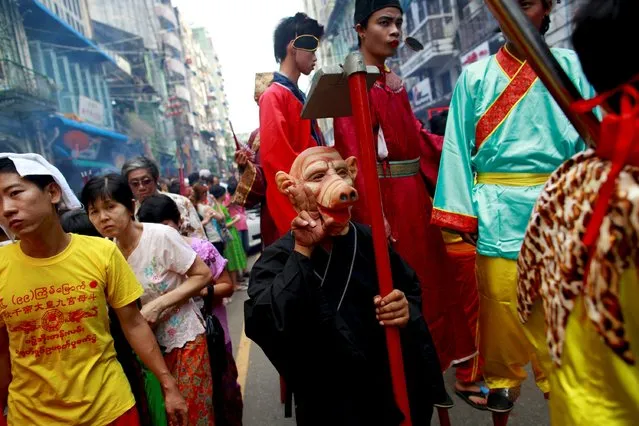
[276,147,359,236]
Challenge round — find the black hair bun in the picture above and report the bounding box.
[294,12,308,21]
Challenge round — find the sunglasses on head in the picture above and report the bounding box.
[293,34,319,52]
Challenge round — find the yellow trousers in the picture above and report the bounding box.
[476,255,552,392]
[550,268,639,425]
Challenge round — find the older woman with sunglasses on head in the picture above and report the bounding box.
[122,156,206,240]
[81,174,216,426]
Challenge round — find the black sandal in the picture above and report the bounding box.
[455,389,489,411]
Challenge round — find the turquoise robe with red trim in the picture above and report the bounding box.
[432,47,595,260]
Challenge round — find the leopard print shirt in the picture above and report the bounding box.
[517,149,638,366]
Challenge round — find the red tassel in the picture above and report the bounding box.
[571,84,639,251]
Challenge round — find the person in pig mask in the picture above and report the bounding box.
[244,147,448,426]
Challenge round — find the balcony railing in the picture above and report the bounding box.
[166,57,186,77]
[163,32,183,54]
[399,14,456,78]
[458,2,499,54]
[174,84,191,103]
[155,3,177,28]
[0,59,57,111]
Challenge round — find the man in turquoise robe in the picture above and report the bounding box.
[431,0,596,415]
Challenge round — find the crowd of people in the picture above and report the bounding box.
[0,153,246,426]
[0,0,638,425]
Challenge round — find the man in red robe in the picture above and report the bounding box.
[236,15,326,414]
[333,0,481,407]
[259,13,325,238]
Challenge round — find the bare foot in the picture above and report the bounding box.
[455,381,488,406]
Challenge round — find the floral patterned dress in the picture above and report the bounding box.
[125,223,214,426]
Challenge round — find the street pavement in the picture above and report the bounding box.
[226,254,550,426]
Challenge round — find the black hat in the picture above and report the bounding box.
[354,0,403,26]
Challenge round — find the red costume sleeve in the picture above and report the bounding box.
[416,120,444,196]
[259,90,299,237]
[333,115,373,226]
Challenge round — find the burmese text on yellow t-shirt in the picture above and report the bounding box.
[0,234,143,426]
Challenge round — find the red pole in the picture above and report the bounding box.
[347,65,412,426]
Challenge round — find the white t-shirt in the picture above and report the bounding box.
[126,223,204,352]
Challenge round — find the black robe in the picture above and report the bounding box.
[244,223,446,426]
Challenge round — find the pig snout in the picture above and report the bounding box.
[339,188,358,202]
[319,178,359,208]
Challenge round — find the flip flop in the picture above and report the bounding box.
[455,389,489,411]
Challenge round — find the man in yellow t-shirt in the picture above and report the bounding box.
[0,154,188,426]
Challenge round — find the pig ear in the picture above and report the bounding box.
[275,171,295,195]
[345,156,358,180]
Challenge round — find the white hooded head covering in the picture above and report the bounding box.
[0,153,81,240]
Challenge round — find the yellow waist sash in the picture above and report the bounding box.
[476,172,550,187]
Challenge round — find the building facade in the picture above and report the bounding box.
[0,0,57,156]
[87,0,161,50]
[192,27,234,173]
[15,0,132,190]
[41,0,93,37]
[88,0,179,175]
[545,0,587,48]
[0,0,234,190]
[399,0,459,122]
